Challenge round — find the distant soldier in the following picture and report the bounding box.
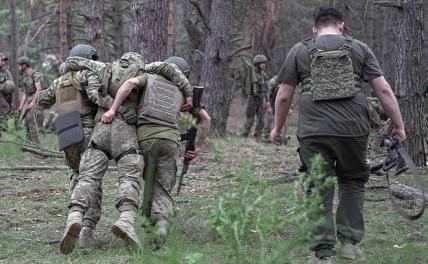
[271,7,405,262]
[17,56,49,144]
[242,54,269,139]
[0,52,16,137]
[59,52,192,254]
[264,75,293,144]
[38,44,104,251]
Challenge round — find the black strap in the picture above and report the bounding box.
[115,148,141,162]
[90,141,113,160]
[342,35,353,51]
[57,123,79,135]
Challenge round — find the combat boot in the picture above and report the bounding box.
[111,210,140,249]
[60,209,83,254]
[340,243,364,261]
[79,226,96,249]
[154,219,170,244]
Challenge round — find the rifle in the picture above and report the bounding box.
[176,86,204,195]
[371,137,426,220]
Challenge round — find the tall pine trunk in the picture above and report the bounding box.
[9,0,18,108]
[394,1,425,165]
[199,0,234,135]
[84,0,107,61]
[59,0,69,60]
[129,0,168,62]
[110,0,125,58]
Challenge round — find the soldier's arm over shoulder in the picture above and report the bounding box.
[145,61,193,97]
[37,77,59,108]
[64,57,107,78]
[83,70,114,109]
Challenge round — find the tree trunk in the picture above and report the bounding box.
[59,0,69,60]
[364,0,374,47]
[199,0,234,135]
[344,0,358,35]
[394,1,425,165]
[9,0,18,108]
[110,0,124,58]
[380,8,397,89]
[129,0,169,63]
[259,0,279,59]
[84,0,108,61]
[167,0,175,55]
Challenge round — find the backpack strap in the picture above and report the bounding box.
[302,37,320,56]
[342,35,353,51]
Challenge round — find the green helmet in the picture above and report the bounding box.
[17,56,31,66]
[253,54,267,65]
[0,52,7,60]
[165,56,190,78]
[69,44,99,60]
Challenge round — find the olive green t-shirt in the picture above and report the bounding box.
[135,75,181,144]
[277,34,383,138]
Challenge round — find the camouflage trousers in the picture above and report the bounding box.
[0,96,10,137]
[244,95,266,137]
[70,118,144,216]
[42,109,56,133]
[22,98,43,144]
[65,126,101,228]
[263,110,289,143]
[139,138,179,225]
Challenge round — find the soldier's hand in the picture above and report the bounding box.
[184,147,200,162]
[101,109,116,123]
[28,101,36,110]
[181,97,193,112]
[270,128,282,144]
[17,106,22,113]
[391,128,406,142]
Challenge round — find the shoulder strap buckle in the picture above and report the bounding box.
[342,35,353,51]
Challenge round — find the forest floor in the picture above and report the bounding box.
[0,120,427,264]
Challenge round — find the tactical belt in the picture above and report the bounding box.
[90,141,113,160]
[302,75,362,93]
[116,148,142,162]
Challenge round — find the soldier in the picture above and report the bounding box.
[100,56,194,249]
[17,56,49,144]
[242,54,269,139]
[0,52,16,137]
[60,52,193,254]
[38,44,106,251]
[271,7,405,262]
[263,75,292,144]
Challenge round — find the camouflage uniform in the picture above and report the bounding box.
[263,76,293,143]
[38,70,100,229]
[21,70,48,144]
[243,70,269,138]
[0,54,15,137]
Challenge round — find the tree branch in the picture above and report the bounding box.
[229,37,246,44]
[189,0,211,33]
[191,49,205,58]
[228,45,253,61]
[373,0,403,9]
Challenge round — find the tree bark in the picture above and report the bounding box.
[364,0,374,47]
[390,184,428,201]
[59,0,69,60]
[84,0,108,61]
[394,1,425,165]
[110,0,125,58]
[129,0,169,63]
[9,0,18,108]
[199,0,234,135]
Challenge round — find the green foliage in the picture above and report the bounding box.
[210,155,335,264]
[210,137,225,162]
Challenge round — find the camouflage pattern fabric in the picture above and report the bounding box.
[31,70,49,91]
[367,98,385,133]
[139,138,178,225]
[71,119,143,213]
[0,68,14,136]
[243,71,268,138]
[371,119,392,150]
[23,96,42,144]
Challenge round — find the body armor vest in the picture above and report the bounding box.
[55,71,94,116]
[138,74,183,128]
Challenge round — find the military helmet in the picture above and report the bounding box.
[253,54,267,65]
[17,56,31,66]
[69,44,99,61]
[165,56,190,78]
[120,52,145,68]
[0,52,7,60]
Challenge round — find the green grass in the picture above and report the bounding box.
[0,132,427,263]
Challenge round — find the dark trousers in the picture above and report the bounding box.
[299,135,369,254]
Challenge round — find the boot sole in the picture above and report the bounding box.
[60,222,81,254]
[111,224,138,249]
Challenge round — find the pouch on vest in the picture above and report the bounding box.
[55,72,92,116]
[109,60,142,97]
[54,111,84,151]
[139,74,183,127]
[304,36,359,101]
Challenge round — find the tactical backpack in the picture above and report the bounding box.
[302,35,361,101]
[138,74,183,128]
[108,59,143,97]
